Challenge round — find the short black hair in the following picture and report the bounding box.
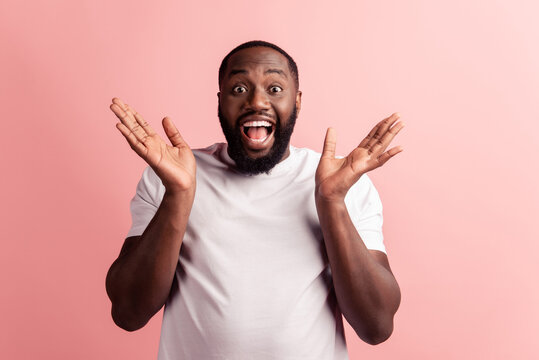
[218,40,299,90]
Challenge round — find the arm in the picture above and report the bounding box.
[106,190,193,331]
[316,198,400,344]
[105,98,196,331]
[315,113,404,344]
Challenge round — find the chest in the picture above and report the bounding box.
[181,170,326,283]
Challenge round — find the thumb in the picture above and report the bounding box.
[162,117,187,147]
[321,127,336,159]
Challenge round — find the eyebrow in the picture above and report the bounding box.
[228,68,288,79]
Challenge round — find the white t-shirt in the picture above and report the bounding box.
[126,143,386,360]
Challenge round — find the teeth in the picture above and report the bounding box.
[242,120,272,127]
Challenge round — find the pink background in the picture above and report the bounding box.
[1,0,538,359]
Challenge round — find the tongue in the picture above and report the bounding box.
[247,127,268,140]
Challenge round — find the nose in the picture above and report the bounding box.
[245,86,270,111]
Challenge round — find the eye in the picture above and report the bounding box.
[233,86,247,93]
[270,86,283,93]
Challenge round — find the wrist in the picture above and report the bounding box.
[315,191,346,210]
[164,185,196,203]
[315,184,346,204]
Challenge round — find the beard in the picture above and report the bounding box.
[218,104,297,175]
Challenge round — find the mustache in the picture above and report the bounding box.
[237,110,276,123]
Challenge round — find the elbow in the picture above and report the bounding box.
[106,269,153,332]
[110,304,149,332]
[357,287,401,345]
[360,322,394,345]
[350,314,395,346]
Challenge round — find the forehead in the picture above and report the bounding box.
[225,47,291,78]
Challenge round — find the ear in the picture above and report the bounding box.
[217,91,221,100]
[295,91,302,116]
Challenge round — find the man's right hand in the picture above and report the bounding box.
[110,97,196,194]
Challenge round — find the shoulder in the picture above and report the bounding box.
[192,142,225,157]
[352,173,378,195]
[191,143,235,173]
[138,165,161,187]
[345,172,383,214]
[290,145,321,160]
[288,145,322,170]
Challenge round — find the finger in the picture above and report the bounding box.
[110,103,149,144]
[370,121,405,154]
[365,113,400,149]
[112,97,128,110]
[162,117,187,148]
[375,145,403,166]
[125,103,157,137]
[112,98,140,126]
[112,98,159,138]
[358,113,397,148]
[321,127,337,159]
[358,123,382,148]
[115,122,148,158]
[111,98,136,124]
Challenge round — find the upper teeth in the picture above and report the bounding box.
[243,120,272,127]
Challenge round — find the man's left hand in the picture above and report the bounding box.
[315,113,404,203]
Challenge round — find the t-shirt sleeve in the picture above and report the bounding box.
[344,173,386,254]
[125,166,165,238]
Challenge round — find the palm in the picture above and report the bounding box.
[141,133,196,191]
[110,98,196,193]
[315,113,404,202]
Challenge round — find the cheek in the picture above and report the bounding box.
[220,98,240,120]
[274,97,295,119]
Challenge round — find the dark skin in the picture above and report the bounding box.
[106,96,196,331]
[106,46,403,344]
[315,117,403,344]
[218,46,302,160]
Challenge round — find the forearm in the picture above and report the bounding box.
[106,189,194,331]
[315,197,400,344]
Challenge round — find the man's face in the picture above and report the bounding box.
[218,46,301,175]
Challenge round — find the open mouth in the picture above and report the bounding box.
[240,119,275,150]
[242,120,274,142]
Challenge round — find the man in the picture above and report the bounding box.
[106,40,403,359]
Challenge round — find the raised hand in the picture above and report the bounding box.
[315,113,404,203]
[110,97,196,194]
